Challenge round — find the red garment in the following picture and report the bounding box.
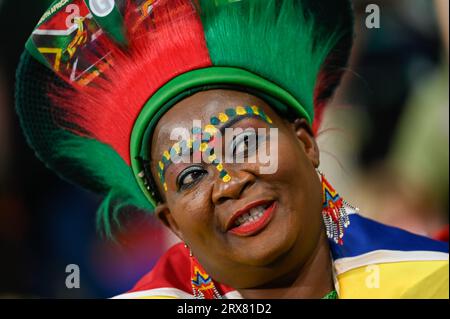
[128,243,235,297]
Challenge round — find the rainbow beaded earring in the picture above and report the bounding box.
[317,170,351,245]
[185,244,222,299]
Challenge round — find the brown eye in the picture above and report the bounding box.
[177,165,207,191]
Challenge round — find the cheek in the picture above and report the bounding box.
[260,132,322,229]
[166,188,214,245]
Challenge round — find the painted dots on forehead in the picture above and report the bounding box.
[156,105,273,192]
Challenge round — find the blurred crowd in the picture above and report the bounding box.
[0,0,448,298]
[319,0,448,238]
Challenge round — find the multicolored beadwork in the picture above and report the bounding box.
[320,172,350,245]
[157,105,273,191]
[190,257,222,299]
[322,290,338,299]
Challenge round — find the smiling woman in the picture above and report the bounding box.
[15,0,448,299]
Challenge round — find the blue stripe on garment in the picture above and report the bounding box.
[330,214,449,260]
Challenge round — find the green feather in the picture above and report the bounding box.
[54,136,154,239]
[199,0,350,120]
[16,52,153,239]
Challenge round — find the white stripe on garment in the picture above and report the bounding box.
[112,287,244,299]
[112,287,194,299]
[223,291,244,299]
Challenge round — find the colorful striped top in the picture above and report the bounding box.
[113,210,449,299]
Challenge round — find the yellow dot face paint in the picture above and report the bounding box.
[200,143,209,152]
[218,113,229,123]
[204,125,217,135]
[236,106,246,115]
[156,105,273,192]
[163,150,171,161]
[251,105,260,115]
[173,143,181,154]
[208,154,217,162]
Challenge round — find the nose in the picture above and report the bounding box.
[211,167,255,206]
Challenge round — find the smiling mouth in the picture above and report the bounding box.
[228,201,276,237]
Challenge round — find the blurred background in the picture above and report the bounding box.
[0,0,448,298]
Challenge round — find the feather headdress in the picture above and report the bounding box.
[16,0,353,237]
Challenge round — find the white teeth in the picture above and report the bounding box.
[233,205,267,227]
[250,206,265,215]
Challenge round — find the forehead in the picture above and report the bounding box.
[150,89,273,159]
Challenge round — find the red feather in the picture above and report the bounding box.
[52,0,212,165]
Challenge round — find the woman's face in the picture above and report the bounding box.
[150,90,323,288]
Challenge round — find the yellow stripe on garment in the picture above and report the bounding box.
[338,260,449,299]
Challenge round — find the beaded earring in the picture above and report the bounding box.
[185,244,222,299]
[317,170,351,245]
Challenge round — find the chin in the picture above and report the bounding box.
[233,221,299,268]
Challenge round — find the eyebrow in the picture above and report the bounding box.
[218,114,259,135]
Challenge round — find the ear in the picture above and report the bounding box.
[155,203,185,242]
[292,118,320,168]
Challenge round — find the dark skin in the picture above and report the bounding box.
[150,90,334,298]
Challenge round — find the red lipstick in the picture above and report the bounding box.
[227,201,276,237]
